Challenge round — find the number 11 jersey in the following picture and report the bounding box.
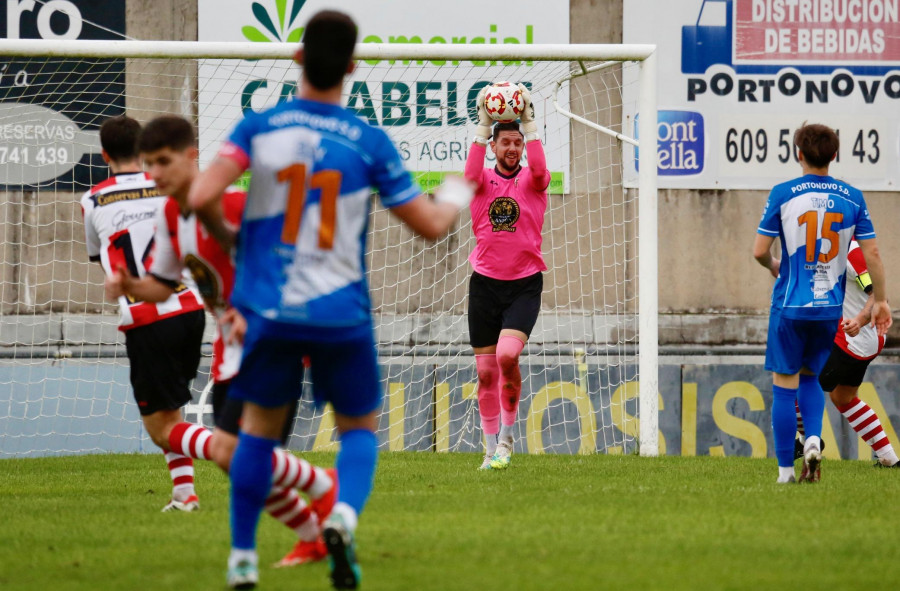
[219,98,420,335]
[757,173,875,320]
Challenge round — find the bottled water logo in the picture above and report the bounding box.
[635,110,705,176]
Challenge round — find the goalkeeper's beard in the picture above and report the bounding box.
[497,151,521,175]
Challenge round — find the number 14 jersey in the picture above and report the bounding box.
[757,173,875,320]
[80,172,203,330]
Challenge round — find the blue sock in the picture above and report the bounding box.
[797,374,825,440]
[336,429,378,515]
[772,385,799,467]
[230,431,278,550]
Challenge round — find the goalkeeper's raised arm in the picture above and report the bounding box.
[461,81,552,471]
[465,83,549,191]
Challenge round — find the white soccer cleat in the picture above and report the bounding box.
[776,474,796,484]
[477,454,493,471]
[227,555,259,590]
[161,494,199,512]
[800,443,822,483]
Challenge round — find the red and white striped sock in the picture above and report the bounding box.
[168,422,212,461]
[794,399,805,443]
[265,486,318,542]
[164,452,195,500]
[271,449,333,500]
[837,397,900,464]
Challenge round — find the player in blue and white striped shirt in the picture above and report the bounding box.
[188,10,474,590]
[753,123,891,484]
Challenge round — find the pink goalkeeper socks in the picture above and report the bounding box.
[475,354,500,436]
[497,334,525,426]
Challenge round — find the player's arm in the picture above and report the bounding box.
[188,155,244,253]
[856,237,891,335]
[464,86,491,187]
[391,176,474,240]
[753,234,779,278]
[844,292,875,338]
[220,306,246,345]
[106,269,176,303]
[516,84,551,192]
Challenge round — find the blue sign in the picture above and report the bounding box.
[635,110,705,176]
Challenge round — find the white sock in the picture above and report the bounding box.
[804,435,821,454]
[777,466,795,482]
[877,446,899,465]
[499,424,514,445]
[330,502,358,533]
[228,548,257,568]
[484,433,498,456]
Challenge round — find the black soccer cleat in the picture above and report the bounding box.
[323,514,361,590]
[873,460,900,468]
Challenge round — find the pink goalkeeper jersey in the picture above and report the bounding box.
[465,141,551,280]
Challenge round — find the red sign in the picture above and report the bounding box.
[734,0,900,63]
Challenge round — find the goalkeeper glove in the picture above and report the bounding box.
[518,83,539,143]
[434,175,475,210]
[474,85,492,145]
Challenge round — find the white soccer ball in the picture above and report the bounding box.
[483,81,525,122]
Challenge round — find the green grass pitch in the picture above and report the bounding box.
[2,452,899,590]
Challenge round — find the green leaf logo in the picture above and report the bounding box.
[242,0,306,43]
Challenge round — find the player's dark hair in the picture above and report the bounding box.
[301,10,357,90]
[794,123,838,169]
[138,115,195,153]
[99,115,141,162]
[492,121,524,142]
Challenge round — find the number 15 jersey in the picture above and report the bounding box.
[757,173,875,320]
[219,98,420,335]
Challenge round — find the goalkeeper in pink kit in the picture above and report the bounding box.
[465,84,551,470]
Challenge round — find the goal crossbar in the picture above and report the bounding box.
[0,39,657,62]
[0,39,659,457]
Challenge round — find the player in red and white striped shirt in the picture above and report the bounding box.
[105,115,336,566]
[799,239,899,468]
[81,115,207,511]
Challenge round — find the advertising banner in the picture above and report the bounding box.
[197,0,570,193]
[0,0,126,190]
[5,358,900,460]
[624,0,900,190]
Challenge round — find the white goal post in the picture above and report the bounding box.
[0,40,658,457]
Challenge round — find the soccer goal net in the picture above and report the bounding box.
[0,40,658,458]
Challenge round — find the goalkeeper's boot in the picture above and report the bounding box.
[274,537,327,567]
[310,468,338,524]
[161,493,199,512]
[478,454,494,470]
[226,552,259,589]
[323,512,361,589]
[490,441,513,470]
[799,442,822,483]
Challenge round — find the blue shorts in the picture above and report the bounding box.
[229,311,382,417]
[764,308,838,375]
